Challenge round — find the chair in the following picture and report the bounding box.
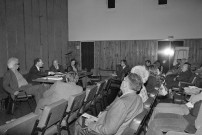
[82,85,98,114]
[8,90,34,114]
[0,112,39,135]
[121,108,149,135]
[59,91,86,135]
[34,99,68,135]
[90,68,101,82]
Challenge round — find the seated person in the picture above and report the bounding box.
[165,62,192,90]
[146,92,202,135]
[166,58,186,76]
[145,60,151,70]
[35,72,83,114]
[146,65,161,93]
[74,73,144,135]
[154,60,163,74]
[66,58,78,72]
[3,57,47,104]
[28,58,54,83]
[131,65,150,102]
[49,59,64,73]
[116,59,130,80]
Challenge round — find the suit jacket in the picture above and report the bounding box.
[88,92,143,135]
[35,81,83,113]
[49,64,64,73]
[3,69,20,94]
[176,70,192,82]
[116,65,130,80]
[28,65,48,82]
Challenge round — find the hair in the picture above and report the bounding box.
[148,65,158,76]
[127,73,143,91]
[184,62,191,70]
[131,65,149,83]
[7,57,18,69]
[34,58,41,65]
[65,71,79,83]
[121,59,127,65]
[145,60,151,64]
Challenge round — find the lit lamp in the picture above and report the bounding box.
[163,47,174,70]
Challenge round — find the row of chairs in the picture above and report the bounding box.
[0,77,114,135]
[122,89,159,135]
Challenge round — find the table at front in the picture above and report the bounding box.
[32,72,93,84]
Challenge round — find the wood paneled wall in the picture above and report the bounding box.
[0,0,68,76]
[69,39,202,70]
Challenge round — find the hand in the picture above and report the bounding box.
[85,118,95,126]
[14,91,19,96]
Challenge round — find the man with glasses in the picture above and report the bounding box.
[3,57,47,112]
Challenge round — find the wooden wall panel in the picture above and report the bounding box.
[0,0,68,76]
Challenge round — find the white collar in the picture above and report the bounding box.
[36,65,40,71]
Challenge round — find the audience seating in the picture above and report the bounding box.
[122,108,149,135]
[34,99,68,135]
[81,85,98,114]
[90,68,101,82]
[0,112,39,135]
[59,91,86,135]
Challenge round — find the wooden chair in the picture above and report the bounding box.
[34,99,68,135]
[121,108,149,135]
[82,85,98,114]
[0,112,39,135]
[59,91,86,135]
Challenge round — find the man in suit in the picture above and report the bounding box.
[3,57,47,105]
[74,73,143,135]
[116,60,130,81]
[35,72,82,114]
[49,59,64,73]
[28,58,54,83]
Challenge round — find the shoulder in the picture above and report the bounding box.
[4,70,13,78]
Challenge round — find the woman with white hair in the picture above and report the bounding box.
[131,65,150,102]
[3,57,47,105]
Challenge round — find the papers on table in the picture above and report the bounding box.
[186,102,194,108]
[82,113,98,122]
[42,76,63,81]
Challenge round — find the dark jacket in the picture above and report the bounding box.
[116,65,130,80]
[28,65,48,83]
[49,64,64,73]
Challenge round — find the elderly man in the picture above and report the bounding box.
[3,57,47,105]
[49,59,64,73]
[35,72,83,114]
[28,58,54,83]
[74,73,143,135]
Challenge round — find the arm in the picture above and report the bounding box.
[88,100,127,134]
[3,72,19,95]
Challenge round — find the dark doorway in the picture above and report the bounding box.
[81,42,94,71]
[158,41,184,73]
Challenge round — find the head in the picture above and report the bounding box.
[121,60,127,67]
[70,59,76,66]
[145,60,151,67]
[181,62,190,72]
[65,72,79,83]
[53,60,59,67]
[148,65,158,76]
[7,57,20,71]
[120,73,143,94]
[131,65,149,84]
[34,58,43,68]
[177,59,181,64]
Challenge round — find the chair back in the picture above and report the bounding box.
[36,99,68,133]
[96,80,106,95]
[0,113,38,135]
[85,85,98,103]
[66,91,86,123]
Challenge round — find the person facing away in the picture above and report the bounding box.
[116,59,130,80]
[3,57,47,104]
[49,59,64,73]
[74,73,143,135]
[27,58,54,83]
[35,72,83,114]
